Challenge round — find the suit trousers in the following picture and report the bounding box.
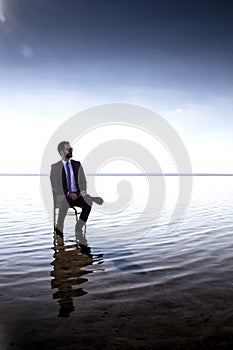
[56,194,92,231]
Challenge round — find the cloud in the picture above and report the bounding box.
[20,44,34,59]
[0,0,6,22]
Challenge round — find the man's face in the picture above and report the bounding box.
[62,144,73,159]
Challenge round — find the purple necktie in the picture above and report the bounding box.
[66,162,71,192]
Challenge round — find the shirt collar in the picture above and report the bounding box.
[62,159,71,166]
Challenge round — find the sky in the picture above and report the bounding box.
[1,0,233,173]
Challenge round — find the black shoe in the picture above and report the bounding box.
[91,196,104,205]
[55,227,64,238]
[80,244,92,257]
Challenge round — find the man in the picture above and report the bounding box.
[50,141,94,238]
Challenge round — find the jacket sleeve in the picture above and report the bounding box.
[50,164,56,192]
[50,163,63,194]
[78,164,87,192]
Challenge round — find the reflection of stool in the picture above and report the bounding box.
[52,190,80,232]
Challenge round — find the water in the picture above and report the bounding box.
[1,176,233,349]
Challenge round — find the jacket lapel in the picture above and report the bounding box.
[71,160,80,192]
[60,161,68,194]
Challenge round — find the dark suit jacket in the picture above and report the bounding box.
[50,160,87,205]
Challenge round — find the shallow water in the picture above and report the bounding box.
[1,176,233,349]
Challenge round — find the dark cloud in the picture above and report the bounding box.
[1,0,233,94]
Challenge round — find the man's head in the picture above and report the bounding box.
[57,141,73,160]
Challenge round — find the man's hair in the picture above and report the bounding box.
[57,141,70,154]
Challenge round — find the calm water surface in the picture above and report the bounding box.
[1,176,233,349]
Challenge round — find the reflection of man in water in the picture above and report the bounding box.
[50,141,93,237]
[51,244,93,317]
[51,232,103,318]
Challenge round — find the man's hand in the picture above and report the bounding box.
[69,192,78,200]
[80,191,86,197]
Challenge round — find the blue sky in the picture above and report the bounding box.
[1,0,233,173]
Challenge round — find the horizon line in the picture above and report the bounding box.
[1,173,233,176]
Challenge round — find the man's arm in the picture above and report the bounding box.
[50,164,59,206]
[50,162,66,195]
[50,165,56,192]
[50,164,63,195]
[78,163,87,196]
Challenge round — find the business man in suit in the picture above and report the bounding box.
[50,141,93,238]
